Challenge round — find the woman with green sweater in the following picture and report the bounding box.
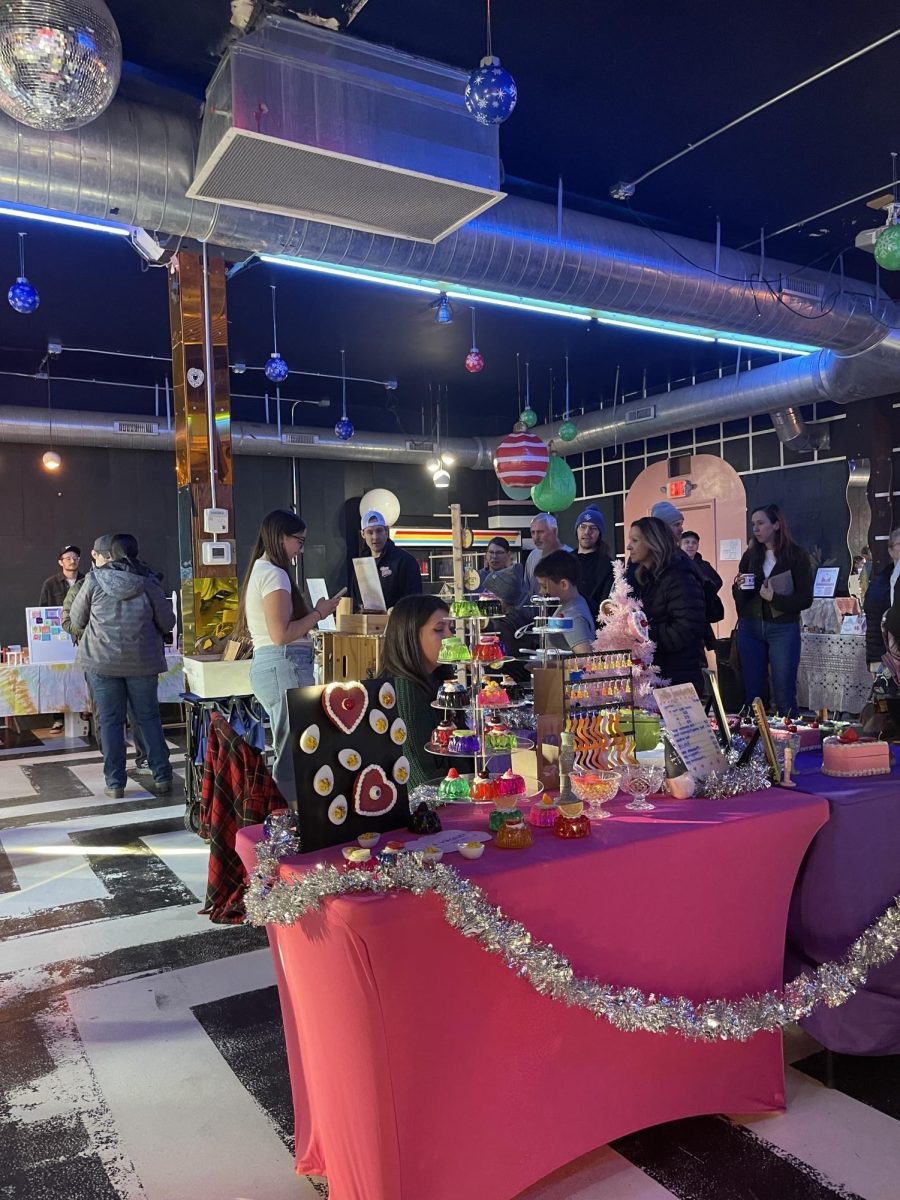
[379,595,454,790]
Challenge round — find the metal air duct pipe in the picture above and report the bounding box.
[0,98,895,355]
[770,407,830,453]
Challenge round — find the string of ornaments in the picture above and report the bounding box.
[248,811,900,1043]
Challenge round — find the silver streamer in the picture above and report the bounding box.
[409,783,443,810]
[697,759,772,800]
[245,833,900,1043]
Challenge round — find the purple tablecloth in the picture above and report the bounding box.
[787,749,900,1054]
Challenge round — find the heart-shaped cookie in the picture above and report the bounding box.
[322,682,368,735]
[353,764,398,817]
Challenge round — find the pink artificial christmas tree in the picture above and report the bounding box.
[592,559,667,709]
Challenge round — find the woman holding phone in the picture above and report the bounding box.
[733,503,813,716]
[234,509,345,799]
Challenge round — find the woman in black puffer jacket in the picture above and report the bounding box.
[628,516,707,694]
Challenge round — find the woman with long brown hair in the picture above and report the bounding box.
[235,509,343,798]
[628,516,706,693]
[732,503,813,716]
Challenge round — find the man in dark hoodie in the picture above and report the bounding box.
[573,505,614,620]
[69,533,175,799]
[356,509,423,609]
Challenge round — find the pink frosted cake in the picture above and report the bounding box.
[821,735,892,777]
[739,722,821,753]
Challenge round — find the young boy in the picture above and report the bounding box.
[533,550,596,654]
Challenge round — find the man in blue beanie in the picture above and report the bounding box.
[574,506,614,620]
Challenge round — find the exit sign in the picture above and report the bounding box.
[668,480,691,498]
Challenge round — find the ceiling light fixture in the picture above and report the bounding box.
[259,252,819,356]
[0,201,129,237]
[432,292,453,324]
[433,467,451,488]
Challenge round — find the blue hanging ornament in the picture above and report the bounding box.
[334,349,354,442]
[8,232,38,313]
[264,283,288,381]
[465,56,518,126]
[464,2,517,126]
[264,352,289,383]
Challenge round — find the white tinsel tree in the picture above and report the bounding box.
[592,559,667,710]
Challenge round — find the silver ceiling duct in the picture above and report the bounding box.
[0,96,894,356]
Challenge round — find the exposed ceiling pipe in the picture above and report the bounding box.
[770,407,830,454]
[0,98,894,356]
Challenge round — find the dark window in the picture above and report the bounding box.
[647,435,668,454]
[603,444,622,461]
[583,448,602,467]
[624,440,645,458]
[751,412,772,433]
[723,418,749,437]
[752,433,780,470]
[814,400,841,420]
[582,466,602,497]
[723,438,750,472]
[696,423,721,442]
[604,460,624,494]
[670,429,693,450]
[625,458,644,487]
[647,453,668,468]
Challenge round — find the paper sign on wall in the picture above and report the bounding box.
[719,538,742,561]
[813,567,840,598]
[653,683,727,782]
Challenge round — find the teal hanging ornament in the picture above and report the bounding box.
[531,454,576,513]
[519,358,537,427]
[875,205,900,271]
[557,354,578,442]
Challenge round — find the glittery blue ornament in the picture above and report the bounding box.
[465,56,518,126]
[334,416,354,441]
[8,275,38,313]
[264,352,289,383]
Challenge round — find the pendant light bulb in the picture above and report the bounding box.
[42,450,61,471]
[433,467,451,488]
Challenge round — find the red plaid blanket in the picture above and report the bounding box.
[199,712,284,924]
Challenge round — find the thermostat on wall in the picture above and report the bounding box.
[201,541,232,566]
[203,507,229,535]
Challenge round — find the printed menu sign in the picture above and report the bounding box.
[653,682,727,781]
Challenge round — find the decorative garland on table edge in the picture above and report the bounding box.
[246,819,900,1044]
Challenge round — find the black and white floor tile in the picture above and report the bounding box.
[1,729,898,1200]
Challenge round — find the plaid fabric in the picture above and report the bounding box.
[199,711,284,924]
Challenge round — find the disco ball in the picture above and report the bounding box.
[264,352,289,383]
[0,0,122,131]
[8,274,38,312]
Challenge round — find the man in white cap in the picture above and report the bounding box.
[358,509,423,609]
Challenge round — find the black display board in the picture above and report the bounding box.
[285,679,411,852]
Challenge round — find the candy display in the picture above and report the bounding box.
[408,802,442,834]
[450,597,482,618]
[489,805,524,831]
[821,731,893,777]
[438,637,472,663]
[430,719,456,750]
[449,729,481,754]
[494,817,533,849]
[438,768,472,801]
[471,772,500,801]
[554,800,591,839]
[485,724,517,751]
[477,679,510,707]
[497,768,526,797]
[437,681,472,708]
[528,798,559,827]
[491,673,520,701]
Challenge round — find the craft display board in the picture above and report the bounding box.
[286,679,410,852]
[25,606,76,663]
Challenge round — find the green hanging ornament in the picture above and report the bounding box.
[519,406,538,428]
[875,210,900,271]
[558,418,578,442]
[531,453,576,513]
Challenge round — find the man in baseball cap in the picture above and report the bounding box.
[39,544,84,608]
[357,509,422,609]
[574,506,614,619]
[650,501,685,540]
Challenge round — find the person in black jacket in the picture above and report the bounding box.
[39,544,84,607]
[356,510,423,610]
[574,506,614,620]
[681,530,725,649]
[863,529,900,666]
[628,517,706,694]
[732,504,813,717]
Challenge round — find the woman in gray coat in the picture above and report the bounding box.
[69,533,175,798]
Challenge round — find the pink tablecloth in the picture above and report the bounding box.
[237,787,828,1200]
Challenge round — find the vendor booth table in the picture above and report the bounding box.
[788,751,900,1055]
[238,787,827,1200]
[796,632,871,716]
[0,656,185,736]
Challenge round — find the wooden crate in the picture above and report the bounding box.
[317,632,384,683]
[335,612,389,635]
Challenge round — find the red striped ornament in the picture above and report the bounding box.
[494,430,549,489]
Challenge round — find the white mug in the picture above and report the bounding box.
[739,573,756,590]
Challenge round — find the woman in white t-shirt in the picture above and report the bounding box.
[234,509,343,799]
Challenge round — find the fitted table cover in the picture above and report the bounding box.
[796,631,872,715]
[238,787,827,1200]
[0,656,185,717]
[788,751,900,1054]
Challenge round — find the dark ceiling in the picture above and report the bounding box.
[0,0,897,437]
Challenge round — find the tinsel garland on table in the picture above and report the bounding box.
[246,815,900,1043]
[696,757,771,800]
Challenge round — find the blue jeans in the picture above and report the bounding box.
[735,619,802,717]
[250,642,314,802]
[86,673,171,789]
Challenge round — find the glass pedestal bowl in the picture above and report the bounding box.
[570,770,621,819]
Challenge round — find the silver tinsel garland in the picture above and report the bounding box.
[697,758,772,800]
[245,826,900,1043]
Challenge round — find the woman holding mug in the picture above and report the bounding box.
[234,509,343,799]
[733,504,813,716]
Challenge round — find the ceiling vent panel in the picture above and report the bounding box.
[114,420,159,435]
[283,431,320,445]
[187,17,505,244]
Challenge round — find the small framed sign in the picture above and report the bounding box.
[813,567,839,598]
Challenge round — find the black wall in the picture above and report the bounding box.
[0,442,494,643]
